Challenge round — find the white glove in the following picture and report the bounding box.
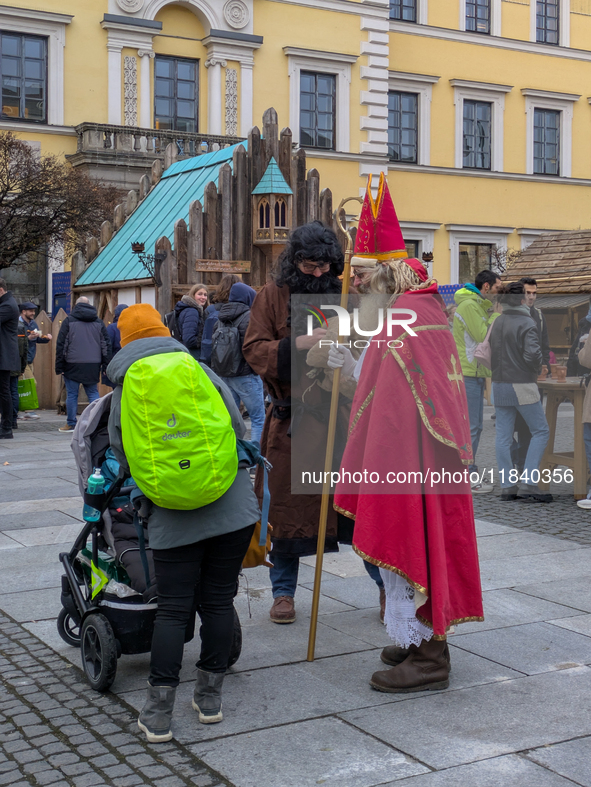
[327,344,357,378]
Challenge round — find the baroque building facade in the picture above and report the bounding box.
[2,0,591,286]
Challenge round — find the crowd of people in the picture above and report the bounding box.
[2,176,591,743]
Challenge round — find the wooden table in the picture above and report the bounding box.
[538,378,588,499]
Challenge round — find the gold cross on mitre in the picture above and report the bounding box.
[447,355,463,393]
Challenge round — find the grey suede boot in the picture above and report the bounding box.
[137,683,176,742]
[192,669,224,724]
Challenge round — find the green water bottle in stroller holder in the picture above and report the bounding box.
[83,468,105,523]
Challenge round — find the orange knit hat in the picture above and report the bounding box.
[118,303,170,347]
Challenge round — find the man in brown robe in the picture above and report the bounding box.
[243,221,381,623]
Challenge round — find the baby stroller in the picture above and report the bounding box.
[58,393,242,692]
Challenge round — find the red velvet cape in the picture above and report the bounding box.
[334,289,484,636]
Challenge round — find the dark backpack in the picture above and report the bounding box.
[211,319,242,377]
[164,311,180,341]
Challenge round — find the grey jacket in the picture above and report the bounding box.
[106,336,260,550]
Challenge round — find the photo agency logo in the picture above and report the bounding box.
[305,304,418,348]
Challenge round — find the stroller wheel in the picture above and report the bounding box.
[228,606,242,668]
[80,613,118,692]
[57,608,81,648]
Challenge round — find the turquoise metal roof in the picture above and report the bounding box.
[76,143,244,286]
[252,157,292,195]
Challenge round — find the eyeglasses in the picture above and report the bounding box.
[297,260,331,274]
[353,268,371,278]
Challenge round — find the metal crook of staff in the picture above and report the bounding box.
[307,195,363,663]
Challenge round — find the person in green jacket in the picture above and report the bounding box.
[453,270,502,492]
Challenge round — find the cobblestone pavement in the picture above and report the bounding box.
[0,612,232,787]
[473,404,591,545]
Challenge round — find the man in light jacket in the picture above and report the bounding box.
[453,269,501,492]
[55,297,111,432]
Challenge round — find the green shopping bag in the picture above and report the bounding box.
[18,378,39,411]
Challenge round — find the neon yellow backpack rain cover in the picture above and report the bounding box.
[120,352,237,510]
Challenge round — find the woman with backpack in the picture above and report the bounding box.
[174,283,209,360]
[211,282,266,445]
[106,303,260,743]
[200,274,240,366]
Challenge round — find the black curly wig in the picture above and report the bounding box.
[275,221,344,295]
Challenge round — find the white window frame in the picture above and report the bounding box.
[389,0,429,25]
[284,47,357,154]
[399,221,440,276]
[446,224,512,284]
[0,7,72,127]
[522,88,579,177]
[459,0,501,36]
[388,71,439,166]
[531,0,570,48]
[451,79,512,172]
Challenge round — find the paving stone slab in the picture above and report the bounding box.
[3,564,64,593]
[476,531,586,561]
[300,645,521,702]
[2,497,82,516]
[6,524,84,547]
[474,519,514,536]
[515,576,591,613]
[0,510,82,531]
[378,754,576,787]
[452,621,591,674]
[231,618,374,673]
[121,658,401,745]
[478,547,591,591]
[301,545,370,578]
[0,480,79,504]
[318,607,396,648]
[0,543,73,570]
[547,614,591,637]
[451,589,581,635]
[526,736,591,786]
[300,574,383,610]
[0,533,22,551]
[339,666,591,769]
[0,589,64,623]
[191,717,428,787]
[233,584,355,629]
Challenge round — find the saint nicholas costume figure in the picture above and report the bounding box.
[331,175,484,693]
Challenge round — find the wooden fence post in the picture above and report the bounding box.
[219,162,233,262]
[188,200,203,285]
[306,168,320,223]
[174,218,189,285]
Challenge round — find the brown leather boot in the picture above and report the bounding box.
[370,638,450,693]
[379,587,386,624]
[270,596,296,624]
[380,642,451,670]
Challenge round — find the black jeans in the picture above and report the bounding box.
[150,523,255,687]
[0,370,12,432]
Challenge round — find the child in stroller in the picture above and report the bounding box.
[58,392,242,693]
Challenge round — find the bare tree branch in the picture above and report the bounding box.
[0,132,118,270]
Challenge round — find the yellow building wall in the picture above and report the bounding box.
[5,1,591,285]
[252,1,364,153]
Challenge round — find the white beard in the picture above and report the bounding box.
[356,292,390,334]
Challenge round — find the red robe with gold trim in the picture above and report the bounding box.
[334,288,484,636]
